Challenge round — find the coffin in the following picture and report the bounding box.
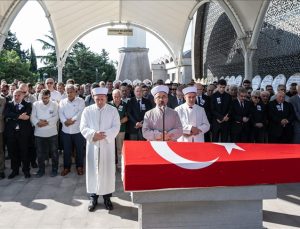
[122,141,300,191]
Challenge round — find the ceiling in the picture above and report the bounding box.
[0,0,268,66]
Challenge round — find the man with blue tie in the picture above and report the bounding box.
[4,89,32,179]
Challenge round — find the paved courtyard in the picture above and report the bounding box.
[0,161,299,229]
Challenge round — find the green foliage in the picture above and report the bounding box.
[64,43,117,84]
[29,45,38,73]
[3,31,28,62]
[0,50,37,83]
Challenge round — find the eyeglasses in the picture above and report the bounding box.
[171,88,177,91]
[252,96,259,99]
[46,82,54,85]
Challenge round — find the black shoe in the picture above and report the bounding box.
[50,170,58,177]
[24,172,31,179]
[31,162,38,168]
[88,197,98,212]
[0,172,5,179]
[8,171,19,179]
[104,198,113,211]
[35,171,44,178]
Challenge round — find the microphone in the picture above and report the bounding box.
[161,105,166,141]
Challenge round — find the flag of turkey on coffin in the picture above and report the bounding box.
[122,141,300,191]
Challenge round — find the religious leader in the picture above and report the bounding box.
[175,86,210,142]
[142,85,183,141]
[80,87,120,212]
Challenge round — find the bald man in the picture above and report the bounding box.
[267,91,294,143]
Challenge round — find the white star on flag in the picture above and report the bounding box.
[213,143,245,155]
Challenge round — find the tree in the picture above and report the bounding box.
[64,43,116,84]
[36,33,57,79]
[37,33,117,84]
[29,45,37,73]
[0,49,36,83]
[3,31,28,62]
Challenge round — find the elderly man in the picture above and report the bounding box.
[109,89,128,170]
[175,86,209,142]
[142,85,183,141]
[127,85,152,140]
[59,84,85,176]
[31,89,59,177]
[4,89,32,179]
[44,78,61,102]
[268,91,294,143]
[270,84,290,102]
[80,87,120,212]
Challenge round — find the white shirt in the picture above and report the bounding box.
[31,100,59,137]
[39,90,62,103]
[59,97,85,134]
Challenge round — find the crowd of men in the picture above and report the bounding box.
[0,77,299,210]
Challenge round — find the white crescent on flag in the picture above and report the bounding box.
[150,142,245,170]
[150,141,219,170]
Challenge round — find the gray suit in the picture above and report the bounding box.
[290,94,300,143]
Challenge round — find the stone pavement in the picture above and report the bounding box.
[0,161,299,229]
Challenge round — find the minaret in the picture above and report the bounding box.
[116,27,151,82]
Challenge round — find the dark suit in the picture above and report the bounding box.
[267,100,294,143]
[211,91,232,142]
[230,99,251,143]
[167,94,178,109]
[290,95,300,143]
[196,94,211,142]
[126,97,152,140]
[4,100,32,173]
[250,102,267,143]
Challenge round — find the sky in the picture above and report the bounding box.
[10,1,192,68]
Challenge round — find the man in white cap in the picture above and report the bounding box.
[175,86,210,142]
[142,85,183,141]
[80,87,120,212]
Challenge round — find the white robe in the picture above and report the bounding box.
[80,104,120,195]
[175,103,210,142]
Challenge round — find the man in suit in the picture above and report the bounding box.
[268,91,294,143]
[127,86,152,140]
[4,89,32,179]
[211,79,232,142]
[230,88,252,143]
[196,83,211,141]
[250,90,267,143]
[289,85,300,143]
[173,88,185,108]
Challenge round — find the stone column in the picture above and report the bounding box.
[57,63,63,83]
[244,48,255,81]
[116,47,151,82]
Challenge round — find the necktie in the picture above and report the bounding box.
[241,102,244,108]
[137,99,141,111]
[198,96,201,105]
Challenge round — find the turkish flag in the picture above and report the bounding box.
[122,141,300,191]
